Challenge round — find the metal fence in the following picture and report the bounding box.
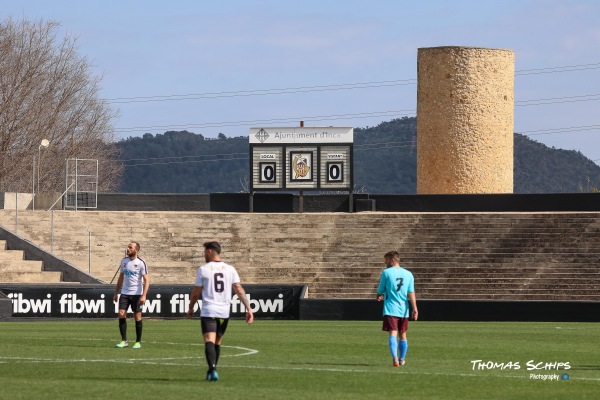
[64,158,98,210]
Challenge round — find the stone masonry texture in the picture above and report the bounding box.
[417,46,515,194]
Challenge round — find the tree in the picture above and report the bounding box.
[0,18,122,193]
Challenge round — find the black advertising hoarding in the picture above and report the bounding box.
[0,284,306,319]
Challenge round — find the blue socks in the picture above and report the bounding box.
[399,339,408,360]
[389,336,398,358]
[388,337,409,360]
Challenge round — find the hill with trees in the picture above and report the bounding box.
[115,117,600,194]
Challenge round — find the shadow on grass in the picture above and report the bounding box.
[82,375,208,383]
[289,361,373,367]
[569,364,600,371]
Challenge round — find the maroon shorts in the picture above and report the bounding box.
[382,315,409,333]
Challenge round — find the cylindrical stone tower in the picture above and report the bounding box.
[416,46,515,194]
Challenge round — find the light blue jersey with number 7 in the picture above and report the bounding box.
[377,266,415,318]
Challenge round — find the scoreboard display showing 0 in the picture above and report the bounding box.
[260,162,277,183]
[327,162,344,182]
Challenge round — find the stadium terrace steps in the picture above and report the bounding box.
[0,260,45,273]
[0,270,62,283]
[0,250,25,260]
[0,241,63,283]
[0,210,599,300]
[0,259,62,283]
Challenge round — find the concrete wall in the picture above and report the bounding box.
[0,192,61,210]
[299,299,600,322]
[417,46,515,194]
[0,192,32,210]
[94,192,600,212]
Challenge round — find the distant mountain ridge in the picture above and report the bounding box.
[116,117,600,194]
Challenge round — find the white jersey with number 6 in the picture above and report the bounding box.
[195,261,241,318]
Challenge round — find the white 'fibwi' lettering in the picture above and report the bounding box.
[142,294,162,313]
[59,294,106,314]
[8,293,52,314]
[170,293,201,313]
[113,294,163,314]
[231,293,284,313]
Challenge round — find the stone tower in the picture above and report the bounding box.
[416,46,515,194]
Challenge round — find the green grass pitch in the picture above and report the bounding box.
[1,319,599,399]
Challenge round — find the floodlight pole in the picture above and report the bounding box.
[37,146,42,195]
[32,155,36,211]
[37,139,50,197]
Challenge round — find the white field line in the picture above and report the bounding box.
[224,365,600,382]
[2,339,597,382]
[0,339,258,364]
[73,338,260,357]
[0,355,598,382]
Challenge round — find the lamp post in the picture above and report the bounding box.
[33,139,50,210]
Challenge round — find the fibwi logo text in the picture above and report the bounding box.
[60,294,105,313]
[231,293,284,313]
[168,293,284,314]
[7,293,52,314]
[3,288,294,317]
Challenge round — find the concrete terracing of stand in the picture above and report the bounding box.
[0,211,599,300]
[0,239,62,283]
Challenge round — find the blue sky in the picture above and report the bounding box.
[2,0,600,163]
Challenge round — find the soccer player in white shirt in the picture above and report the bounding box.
[186,241,254,382]
[113,241,150,349]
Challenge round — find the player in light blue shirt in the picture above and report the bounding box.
[377,251,418,367]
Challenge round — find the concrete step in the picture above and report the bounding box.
[416,273,600,280]
[0,250,25,260]
[412,281,600,289]
[0,271,62,283]
[306,289,600,300]
[396,256,600,263]
[409,264,600,272]
[416,286,600,294]
[151,266,197,279]
[0,260,44,272]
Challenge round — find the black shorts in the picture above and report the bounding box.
[118,294,142,313]
[201,317,229,336]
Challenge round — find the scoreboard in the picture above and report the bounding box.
[249,127,353,192]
